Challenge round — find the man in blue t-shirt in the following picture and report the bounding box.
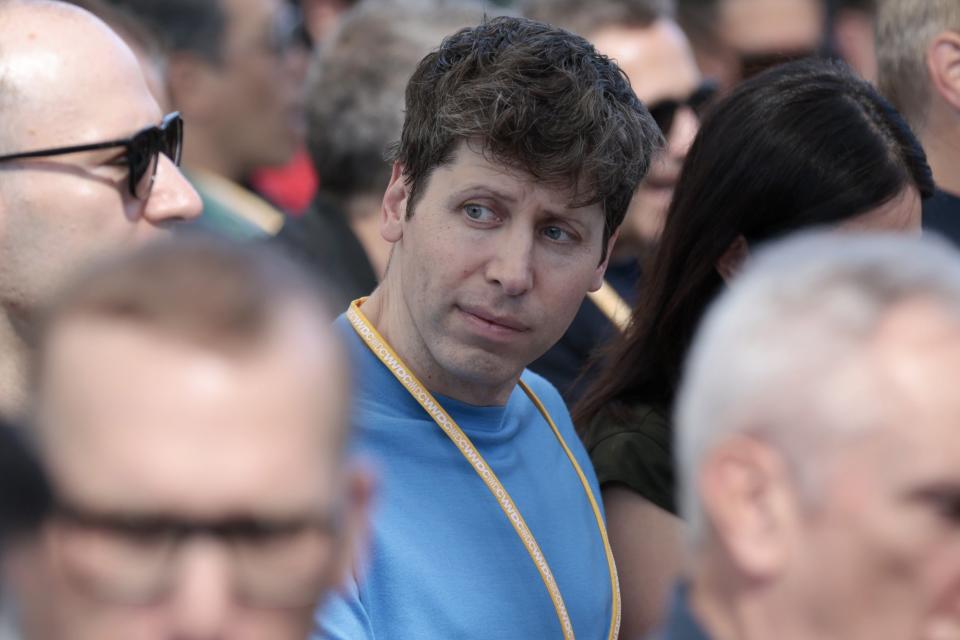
[315,15,661,640]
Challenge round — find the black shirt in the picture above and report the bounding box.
[273,193,379,314]
[923,188,960,248]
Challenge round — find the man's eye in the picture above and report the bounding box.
[463,204,496,222]
[543,226,573,242]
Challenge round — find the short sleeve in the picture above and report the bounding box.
[585,405,677,515]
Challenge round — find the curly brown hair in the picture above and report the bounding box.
[391,16,662,261]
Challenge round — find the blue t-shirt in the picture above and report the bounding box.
[314,316,616,639]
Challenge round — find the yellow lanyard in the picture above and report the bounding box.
[586,279,632,332]
[347,299,621,640]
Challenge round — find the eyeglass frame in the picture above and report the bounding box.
[47,494,345,608]
[0,112,183,200]
[647,81,718,138]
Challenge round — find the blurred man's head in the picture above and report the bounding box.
[678,0,825,92]
[14,239,367,640]
[829,0,877,83]
[877,0,960,192]
[115,0,310,182]
[0,0,201,414]
[526,0,708,252]
[718,0,825,81]
[306,0,494,275]
[676,232,960,640]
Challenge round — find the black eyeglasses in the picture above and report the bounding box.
[648,82,718,137]
[49,497,344,608]
[0,112,183,200]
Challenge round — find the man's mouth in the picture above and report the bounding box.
[457,305,530,334]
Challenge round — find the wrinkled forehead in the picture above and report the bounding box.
[0,4,162,150]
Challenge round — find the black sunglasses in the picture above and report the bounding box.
[647,82,718,137]
[0,112,183,200]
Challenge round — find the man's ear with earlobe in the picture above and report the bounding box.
[589,228,621,292]
[716,235,749,283]
[698,435,798,580]
[381,162,408,244]
[928,31,960,114]
[335,463,376,586]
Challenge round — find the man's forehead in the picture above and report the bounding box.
[0,2,160,146]
[445,141,603,216]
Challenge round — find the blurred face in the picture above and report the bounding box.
[0,10,202,316]
[719,0,825,83]
[783,302,960,639]
[592,19,704,253]
[379,142,612,404]
[205,0,309,173]
[22,311,351,640]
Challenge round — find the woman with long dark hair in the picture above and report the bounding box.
[575,58,935,637]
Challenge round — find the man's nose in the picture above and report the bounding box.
[168,538,234,639]
[486,228,534,297]
[143,154,203,224]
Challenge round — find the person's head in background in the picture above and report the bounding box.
[112,0,311,184]
[674,232,960,640]
[678,0,826,93]
[828,0,877,83]
[575,58,933,429]
[300,0,358,42]
[307,0,497,279]
[877,0,960,198]
[9,238,370,640]
[525,0,708,259]
[0,0,201,417]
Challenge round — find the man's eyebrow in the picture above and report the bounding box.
[451,184,519,204]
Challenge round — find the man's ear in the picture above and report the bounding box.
[381,162,408,244]
[928,31,960,114]
[588,228,621,292]
[335,463,376,586]
[699,435,797,579]
[716,235,748,282]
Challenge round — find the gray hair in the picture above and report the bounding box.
[676,231,960,544]
[876,0,960,131]
[306,0,505,208]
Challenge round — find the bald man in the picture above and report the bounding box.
[0,0,202,417]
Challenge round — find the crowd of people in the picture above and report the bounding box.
[2,0,960,639]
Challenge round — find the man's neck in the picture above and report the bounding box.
[922,120,960,197]
[689,569,829,640]
[0,311,31,419]
[361,278,519,407]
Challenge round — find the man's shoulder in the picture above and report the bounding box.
[519,368,567,409]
